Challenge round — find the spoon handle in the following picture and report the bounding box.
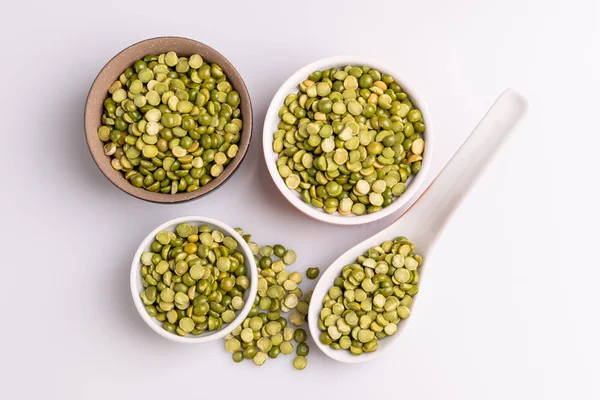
[393,89,529,251]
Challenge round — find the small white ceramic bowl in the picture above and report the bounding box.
[263,56,433,225]
[130,216,257,343]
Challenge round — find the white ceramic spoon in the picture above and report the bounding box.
[308,89,529,363]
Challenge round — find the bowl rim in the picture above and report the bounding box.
[129,215,258,343]
[262,55,433,225]
[85,36,253,204]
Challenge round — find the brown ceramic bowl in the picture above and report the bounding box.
[84,37,252,203]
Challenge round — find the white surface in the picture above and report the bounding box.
[130,216,258,343]
[263,55,434,225]
[308,89,529,363]
[1,0,598,399]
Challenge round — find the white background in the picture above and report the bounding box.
[1,0,599,399]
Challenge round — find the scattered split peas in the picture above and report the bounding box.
[223,228,315,370]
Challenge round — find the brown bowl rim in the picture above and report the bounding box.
[84,36,253,204]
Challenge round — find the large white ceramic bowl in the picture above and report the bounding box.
[263,56,433,225]
[130,216,257,343]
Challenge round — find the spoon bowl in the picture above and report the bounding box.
[308,89,529,363]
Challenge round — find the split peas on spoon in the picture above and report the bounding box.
[308,89,529,363]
